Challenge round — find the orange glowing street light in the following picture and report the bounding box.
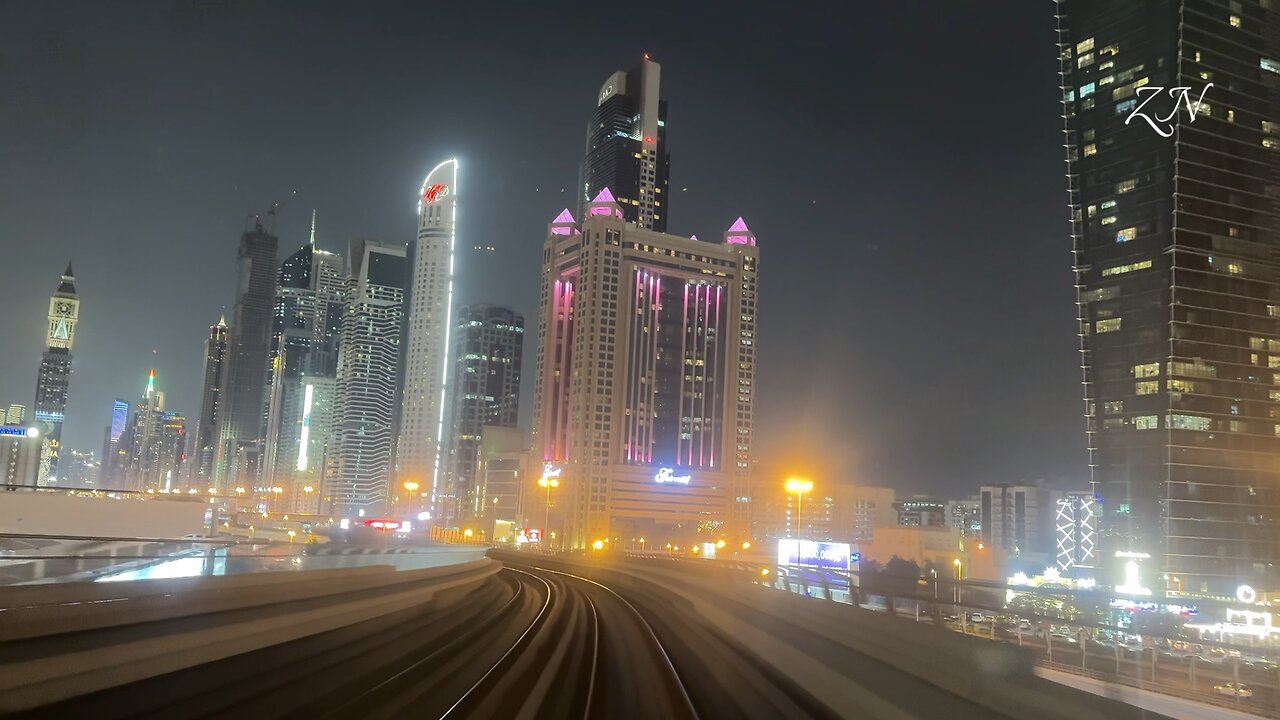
[785,478,814,539]
[537,470,560,545]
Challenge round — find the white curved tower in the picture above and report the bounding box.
[396,159,459,521]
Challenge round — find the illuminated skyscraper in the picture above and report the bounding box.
[578,56,670,232]
[99,398,130,487]
[1058,0,1280,593]
[262,226,346,498]
[213,217,278,492]
[531,190,759,548]
[125,370,186,491]
[395,159,458,520]
[33,263,79,484]
[332,239,407,516]
[191,317,228,485]
[443,304,523,521]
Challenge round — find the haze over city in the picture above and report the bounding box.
[0,1,1079,495]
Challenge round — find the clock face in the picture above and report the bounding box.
[56,303,72,315]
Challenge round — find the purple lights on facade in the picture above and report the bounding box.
[724,216,755,246]
[588,187,624,219]
[677,281,723,469]
[543,278,576,462]
[550,208,578,235]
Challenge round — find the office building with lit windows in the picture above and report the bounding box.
[578,56,669,232]
[331,239,407,517]
[444,304,523,522]
[531,189,758,548]
[262,234,346,500]
[1058,0,1280,594]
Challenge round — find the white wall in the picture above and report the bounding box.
[0,492,208,538]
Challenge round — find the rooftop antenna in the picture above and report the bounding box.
[309,208,317,247]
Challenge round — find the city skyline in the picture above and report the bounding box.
[0,3,1078,497]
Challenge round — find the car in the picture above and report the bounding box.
[942,613,959,623]
[1214,683,1253,699]
[1050,633,1079,644]
[969,612,987,623]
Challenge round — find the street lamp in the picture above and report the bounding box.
[953,558,962,605]
[403,481,419,514]
[785,478,814,539]
[537,471,560,547]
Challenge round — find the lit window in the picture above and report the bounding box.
[1099,74,1114,86]
[1087,204,1097,217]
[1101,200,1116,209]
[1099,44,1119,56]
[1101,216,1117,225]
[1084,128,1095,141]
[1230,14,1242,27]
[1076,38,1095,54]
[1169,414,1212,431]
[1104,400,1125,414]
[1115,227,1136,243]
[1102,260,1152,276]
[1265,138,1280,150]
[1096,318,1122,333]
[1116,179,1138,194]
[1136,381,1159,395]
[1134,362,1160,378]
[1263,121,1278,135]
[1078,53,1094,68]
[1268,305,1280,317]
[1080,82,1096,97]
[1169,379,1200,393]
[1135,416,1158,430]
[1263,58,1280,76]
[1084,143,1097,157]
[1116,98,1137,115]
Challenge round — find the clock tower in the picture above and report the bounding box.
[33,263,78,484]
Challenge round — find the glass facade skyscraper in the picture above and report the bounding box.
[213,218,279,492]
[443,304,523,520]
[578,57,670,232]
[1059,0,1280,594]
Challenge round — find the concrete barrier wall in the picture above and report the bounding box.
[0,491,209,538]
[0,557,501,712]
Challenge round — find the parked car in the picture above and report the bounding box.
[1213,683,1253,699]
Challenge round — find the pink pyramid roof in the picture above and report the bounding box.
[727,216,750,233]
[592,187,617,204]
[689,234,699,242]
[552,208,575,224]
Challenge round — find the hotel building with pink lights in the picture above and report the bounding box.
[531,188,759,548]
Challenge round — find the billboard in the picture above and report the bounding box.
[777,539,851,571]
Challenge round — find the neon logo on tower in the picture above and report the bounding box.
[422,183,450,203]
[654,468,691,485]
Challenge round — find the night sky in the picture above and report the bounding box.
[0,2,1082,496]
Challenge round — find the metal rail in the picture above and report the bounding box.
[438,567,555,718]
[534,565,699,719]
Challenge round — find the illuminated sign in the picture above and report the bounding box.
[1115,551,1152,596]
[654,468,691,485]
[777,539,851,571]
[422,183,450,203]
[701,542,717,559]
[0,427,38,438]
[1238,584,1258,604]
[364,519,400,530]
[542,463,563,479]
